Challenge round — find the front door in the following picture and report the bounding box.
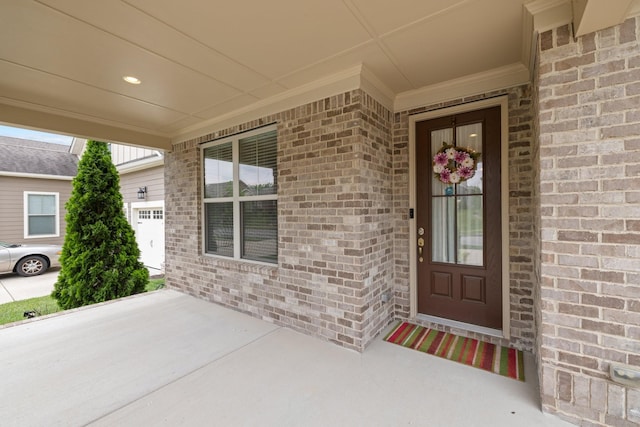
[416,106,502,329]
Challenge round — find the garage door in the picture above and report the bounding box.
[136,208,165,271]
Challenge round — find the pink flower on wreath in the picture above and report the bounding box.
[454,150,469,164]
[458,166,475,180]
[434,152,449,166]
[439,168,451,183]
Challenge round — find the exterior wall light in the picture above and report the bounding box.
[137,186,147,200]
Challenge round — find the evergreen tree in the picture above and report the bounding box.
[52,140,148,309]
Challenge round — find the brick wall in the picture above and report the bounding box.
[392,85,537,351]
[165,89,394,351]
[537,17,640,426]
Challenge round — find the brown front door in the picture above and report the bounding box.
[416,106,502,329]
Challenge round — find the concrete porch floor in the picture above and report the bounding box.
[0,290,569,426]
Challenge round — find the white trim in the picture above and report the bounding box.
[23,191,60,239]
[0,171,73,181]
[174,65,394,144]
[416,314,504,339]
[408,96,510,339]
[359,65,395,111]
[394,63,529,113]
[117,156,164,175]
[176,67,362,144]
[200,125,278,265]
[524,0,572,33]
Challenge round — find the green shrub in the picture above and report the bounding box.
[52,141,148,309]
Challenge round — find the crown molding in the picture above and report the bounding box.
[573,0,636,37]
[172,64,398,144]
[393,63,530,113]
[359,65,395,111]
[172,65,365,144]
[525,0,572,32]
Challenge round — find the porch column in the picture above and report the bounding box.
[537,17,640,425]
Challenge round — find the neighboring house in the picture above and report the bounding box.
[71,138,166,273]
[0,137,77,246]
[111,143,165,273]
[2,3,640,426]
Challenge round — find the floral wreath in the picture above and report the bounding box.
[432,143,480,185]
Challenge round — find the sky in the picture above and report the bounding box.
[0,125,73,145]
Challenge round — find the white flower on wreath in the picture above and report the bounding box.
[449,172,461,184]
[433,164,445,174]
[445,147,457,159]
[461,157,475,168]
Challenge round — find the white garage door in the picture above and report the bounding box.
[136,208,165,271]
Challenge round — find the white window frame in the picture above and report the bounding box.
[23,191,60,239]
[201,125,278,264]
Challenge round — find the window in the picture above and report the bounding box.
[153,209,163,220]
[139,210,151,220]
[202,126,278,264]
[24,192,59,238]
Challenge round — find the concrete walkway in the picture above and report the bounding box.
[0,290,570,427]
[0,269,59,304]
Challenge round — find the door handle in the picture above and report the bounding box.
[417,237,425,263]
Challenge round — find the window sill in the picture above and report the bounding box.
[200,253,278,278]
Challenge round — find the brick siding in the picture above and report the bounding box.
[166,82,538,353]
[165,90,394,351]
[537,17,640,426]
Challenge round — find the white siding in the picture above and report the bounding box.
[110,144,158,166]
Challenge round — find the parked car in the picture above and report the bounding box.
[0,241,62,277]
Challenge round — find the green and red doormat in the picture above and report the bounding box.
[384,321,525,381]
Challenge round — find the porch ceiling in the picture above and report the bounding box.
[0,0,638,150]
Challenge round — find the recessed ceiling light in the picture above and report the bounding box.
[123,76,141,85]
[469,133,477,137]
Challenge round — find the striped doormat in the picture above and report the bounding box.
[384,321,525,381]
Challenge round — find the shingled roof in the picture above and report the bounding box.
[0,136,78,177]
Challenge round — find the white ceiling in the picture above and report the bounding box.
[0,0,637,149]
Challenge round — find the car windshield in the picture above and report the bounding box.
[0,241,11,248]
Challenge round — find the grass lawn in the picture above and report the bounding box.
[0,295,60,326]
[0,278,165,327]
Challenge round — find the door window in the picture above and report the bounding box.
[430,123,484,266]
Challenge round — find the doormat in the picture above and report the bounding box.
[384,321,525,381]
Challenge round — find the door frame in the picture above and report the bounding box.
[408,96,510,338]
